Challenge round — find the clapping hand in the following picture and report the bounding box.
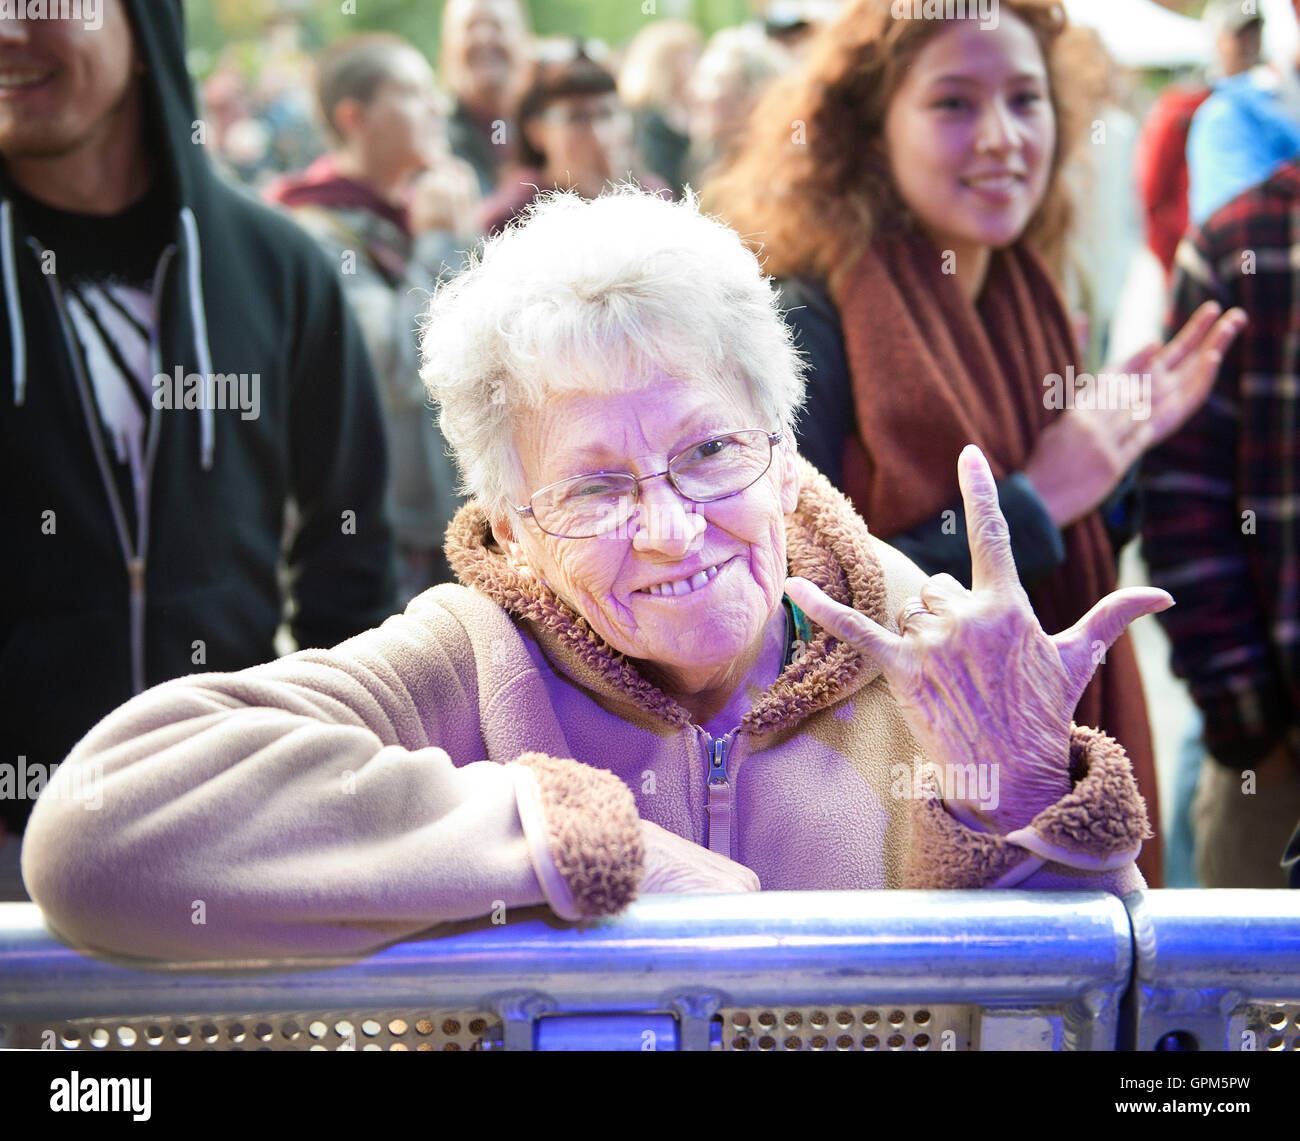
[1024,301,1247,529]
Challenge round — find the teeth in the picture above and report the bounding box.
[640,563,722,597]
[0,71,50,87]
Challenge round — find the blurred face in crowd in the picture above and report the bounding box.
[338,47,448,180]
[882,15,1055,267]
[442,0,528,108]
[526,92,633,199]
[666,42,701,111]
[690,55,758,155]
[1216,21,1263,78]
[0,0,140,160]
[498,373,798,696]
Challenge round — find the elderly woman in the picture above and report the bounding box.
[21,188,1165,962]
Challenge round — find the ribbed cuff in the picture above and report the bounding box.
[514,766,580,920]
[1002,724,1151,869]
[513,753,644,919]
[904,724,1149,889]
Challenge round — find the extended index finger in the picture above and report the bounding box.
[958,444,1021,594]
[784,576,903,673]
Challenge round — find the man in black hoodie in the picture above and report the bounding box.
[0,0,396,876]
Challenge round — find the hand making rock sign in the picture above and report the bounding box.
[786,444,1174,837]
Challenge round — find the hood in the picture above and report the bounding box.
[120,0,201,212]
[444,456,894,736]
[2,0,220,467]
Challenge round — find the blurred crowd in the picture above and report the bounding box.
[200,3,821,208]
[5,0,1300,901]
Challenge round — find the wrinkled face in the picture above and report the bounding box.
[499,373,799,681]
[354,49,447,174]
[525,91,633,196]
[0,0,138,159]
[883,15,1054,258]
[443,0,527,101]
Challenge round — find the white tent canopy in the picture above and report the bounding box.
[1064,0,1300,72]
[1063,0,1210,69]
[1262,0,1300,66]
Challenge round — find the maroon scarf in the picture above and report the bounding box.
[265,155,411,235]
[833,234,1162,884]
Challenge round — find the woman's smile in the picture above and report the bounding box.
[631,555,739,599]
[959,168,1028,203]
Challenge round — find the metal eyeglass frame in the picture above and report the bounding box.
[513,429,783,539]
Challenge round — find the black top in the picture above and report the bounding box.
[7,179,169,287]
[778,274,1077,591]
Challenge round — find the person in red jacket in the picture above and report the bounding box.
[1134,84,1210,277]
[1134,3,1264,278]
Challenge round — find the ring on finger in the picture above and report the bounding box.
[899,599,931,629]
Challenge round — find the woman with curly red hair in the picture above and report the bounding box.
[706,0,1248,886]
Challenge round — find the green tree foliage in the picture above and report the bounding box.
[186,0,755,76]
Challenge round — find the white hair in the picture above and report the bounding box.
[418,184,806,517]
[695,24,790,90]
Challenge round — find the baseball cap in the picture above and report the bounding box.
[1203,0,1264,36]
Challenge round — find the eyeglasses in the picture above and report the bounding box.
[515,429,782,539]
[535,101,626,129]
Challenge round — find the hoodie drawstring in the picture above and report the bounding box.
[179,206,215,470]
[8,200,216,464]
[2,200,27,406]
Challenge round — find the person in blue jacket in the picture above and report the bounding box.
[1187,0,1300,225]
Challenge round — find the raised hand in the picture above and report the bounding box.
[1024,301,1248,529]
[408,156,482,241]
[786,445,1173,834]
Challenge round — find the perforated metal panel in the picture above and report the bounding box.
[3,1010,503,1051]
[711,1004,973,1051]
[1231,1003,1300,1053]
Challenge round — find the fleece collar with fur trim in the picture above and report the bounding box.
[444,457,894,736]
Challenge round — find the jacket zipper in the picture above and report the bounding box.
[37,241,176,696]
[703,731,734,858]
[697,603,799,860]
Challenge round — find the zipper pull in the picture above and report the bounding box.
[705,736,732,859]
[127,556,146,596]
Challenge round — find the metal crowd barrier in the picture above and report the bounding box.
[1126,890,1300,1052]
[0,890,1296,1051]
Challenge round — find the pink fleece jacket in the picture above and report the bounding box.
[20,461,1148,962]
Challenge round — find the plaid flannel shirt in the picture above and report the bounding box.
[1140,159,1300,770]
